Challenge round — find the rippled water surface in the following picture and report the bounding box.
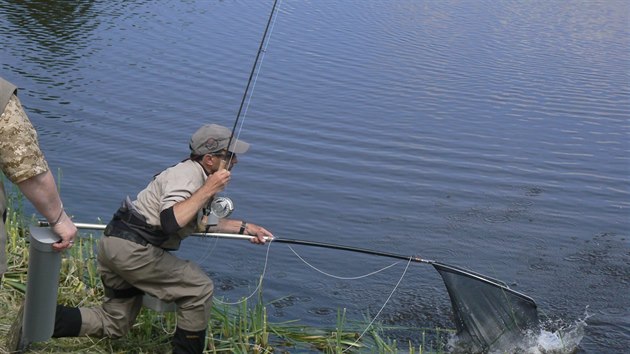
[1,0,628,352]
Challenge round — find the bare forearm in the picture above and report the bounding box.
[216,218,245,233]
[17,170,77,250]
[172,189,212,227]
[215,219,274,244]
[16,170,63,222]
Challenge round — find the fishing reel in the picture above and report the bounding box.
[205,196,234,227]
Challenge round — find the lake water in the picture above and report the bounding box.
[1,0,628,352]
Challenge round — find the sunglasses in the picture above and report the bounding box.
[211,150,236,160]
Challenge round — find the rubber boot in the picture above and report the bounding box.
[52,305,82,337]
[172,327,206,354]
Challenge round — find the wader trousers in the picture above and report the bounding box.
[79,236,214,338]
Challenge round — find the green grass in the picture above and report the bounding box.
[0,184,451,353]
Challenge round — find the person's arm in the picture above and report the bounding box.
[17,170,77,250]
[169,169,231,229]
[215,218,273,244]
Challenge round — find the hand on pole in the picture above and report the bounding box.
[51,211,78,251]
[244,223,273,244]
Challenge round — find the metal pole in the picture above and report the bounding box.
[21,226,62,346]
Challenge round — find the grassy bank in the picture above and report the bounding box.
[0,187,450,353]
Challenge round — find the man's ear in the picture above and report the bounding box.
[202,154,214,167]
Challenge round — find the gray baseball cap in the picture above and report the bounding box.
[189,124,250,155]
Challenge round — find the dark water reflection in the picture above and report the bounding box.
[3,1,100,90]
[1,0,629,352]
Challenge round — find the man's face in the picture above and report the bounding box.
[210,150,238,171]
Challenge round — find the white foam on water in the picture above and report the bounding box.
[448,310,589,354]
[526,315,588,354]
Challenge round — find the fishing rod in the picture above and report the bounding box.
[222,0,280,170]
[209,0,281,218]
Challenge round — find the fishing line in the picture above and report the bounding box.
[343,257,412,353]
[158,313,177,335]
[214,238,274,306]
[191,233,220,265]
[226,0,283,168]
[285,244,413,353]
[213,233,399,305]
[287,245,403,280]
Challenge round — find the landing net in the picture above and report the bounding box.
[433,262,539,352]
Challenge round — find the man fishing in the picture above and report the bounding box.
[52,123,273,353]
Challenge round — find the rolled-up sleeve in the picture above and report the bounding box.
[0,95,48,184]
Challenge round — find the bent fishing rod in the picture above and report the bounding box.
[222,0,280,170]
[207,0,280,217]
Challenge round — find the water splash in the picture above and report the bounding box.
[447,309,589,354]
[525,311,589,354]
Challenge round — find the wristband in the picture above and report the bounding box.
[49,204,65,226]
[238,221,247,235]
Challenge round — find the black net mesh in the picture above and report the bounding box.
[433,262,539,353]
